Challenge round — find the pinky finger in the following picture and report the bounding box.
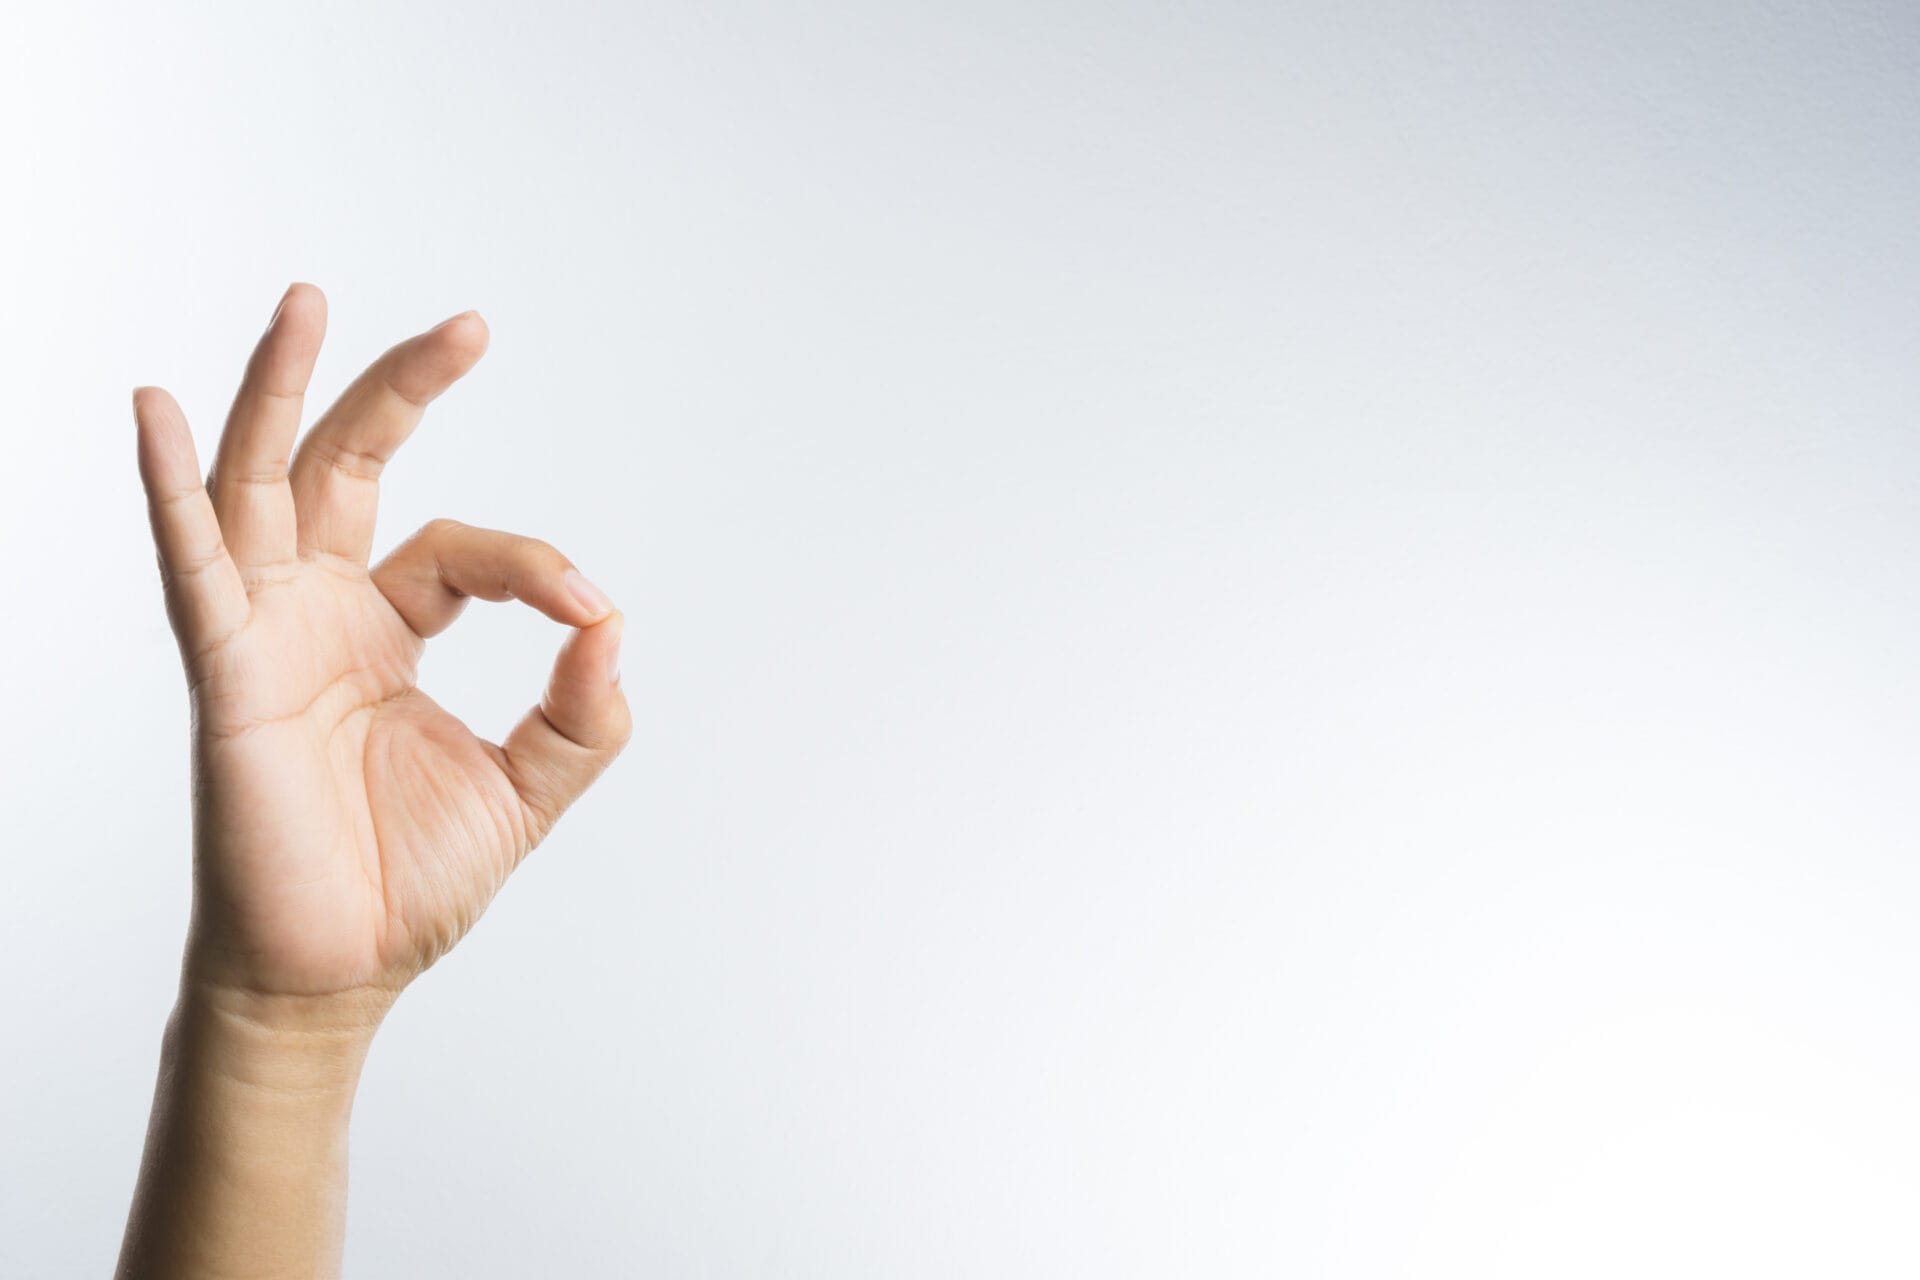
[134,387,250,660]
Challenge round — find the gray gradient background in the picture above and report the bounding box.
[4,1,1919,1275]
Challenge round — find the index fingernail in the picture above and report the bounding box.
[565,569,613,618]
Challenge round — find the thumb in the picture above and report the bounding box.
[501,612,631,844]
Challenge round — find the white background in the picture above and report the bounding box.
[4,2,1919,1275]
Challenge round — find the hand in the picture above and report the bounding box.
[133,284,631,1013]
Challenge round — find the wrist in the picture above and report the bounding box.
[117,977,389,1278]
[179,918,402,1043]
[169,976,396,1091]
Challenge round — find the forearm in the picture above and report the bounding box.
[116,980,393,1280]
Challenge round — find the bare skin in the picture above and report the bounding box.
[118,285,630,1279]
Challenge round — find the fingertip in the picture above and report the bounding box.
[452,311,490,359]
[601,610,625,685]
[431,308,490,356]
[562,608,623,669]
[537,609,631,750]
[132,385,181,428]
[388,310,489,403]
[251,283,327,396]
[132,387,200,486]
[278,281,328,328]
[554,609,626,691]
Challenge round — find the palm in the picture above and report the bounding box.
[136,287,628,998]
[196,567,512,992]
